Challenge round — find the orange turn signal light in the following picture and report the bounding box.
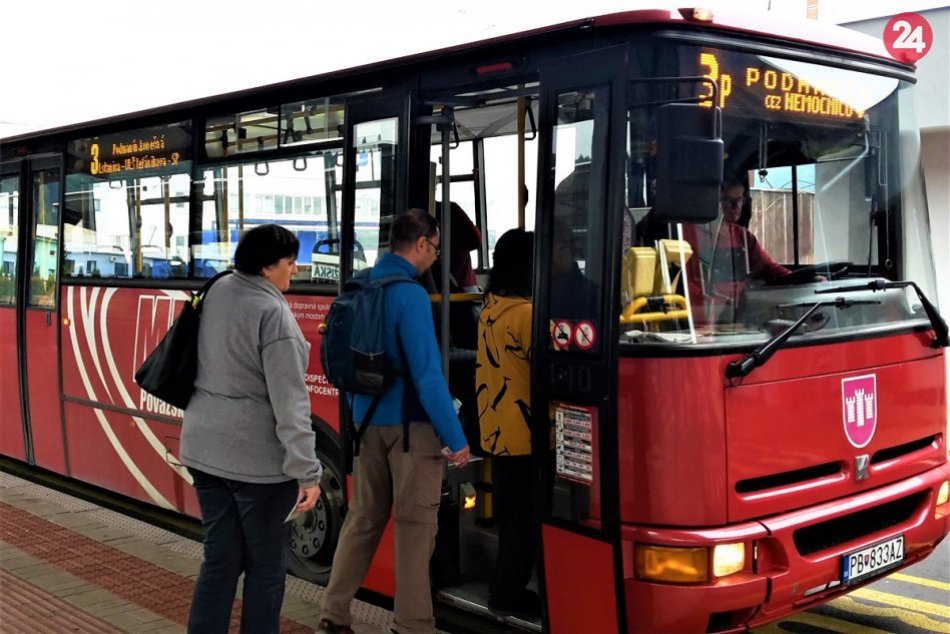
[635,544,708,583]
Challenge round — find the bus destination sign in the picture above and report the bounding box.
[79,124,191,177]
[697,51,865,122]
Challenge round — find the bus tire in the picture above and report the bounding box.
[286,416,346,586]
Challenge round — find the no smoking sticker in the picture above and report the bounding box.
[884,13,933,63]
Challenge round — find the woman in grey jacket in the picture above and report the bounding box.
[181,224,322,634]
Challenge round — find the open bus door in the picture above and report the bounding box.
[0,155,66,472]
[333,89,409,596]
[534,48,627,634]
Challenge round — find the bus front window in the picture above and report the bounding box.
[621,45,936,349]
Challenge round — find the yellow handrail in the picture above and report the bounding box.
[620,294,689,325]
[429,292,483,303]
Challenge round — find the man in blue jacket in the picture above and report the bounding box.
[320,209,470,634]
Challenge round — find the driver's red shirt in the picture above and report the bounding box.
[704,222,790,283]
[685,221,791,323]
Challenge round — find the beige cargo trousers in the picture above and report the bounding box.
[320,422,445,634]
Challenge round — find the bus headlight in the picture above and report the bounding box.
[712,542,745,577]
[936,480,949,518]
[635,544,707,583]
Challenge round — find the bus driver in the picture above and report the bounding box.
[701,178,791,295]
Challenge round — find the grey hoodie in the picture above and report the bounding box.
[181,272,322,488]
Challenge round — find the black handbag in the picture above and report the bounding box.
[134,270,232,409]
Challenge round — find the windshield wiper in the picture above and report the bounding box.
[816,280,949,348]
[726,298,881,379]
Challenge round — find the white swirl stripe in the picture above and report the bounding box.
[80,286,114,405]
[98,288,192,484]
[66,286,174,509]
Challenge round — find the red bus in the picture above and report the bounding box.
[1,7,947,633]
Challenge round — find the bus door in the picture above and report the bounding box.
[337,89,408,596]
[0,162,26,460]
[534,48,627,634]
[1,156,66,471]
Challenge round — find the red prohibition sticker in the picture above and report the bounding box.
[574,321,597,350]
[884,13,933,63]
[552,320,573,351]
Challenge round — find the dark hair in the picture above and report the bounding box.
[721,178,745,192]
[487,229,533,297]
[389,208,438,252]
[434,200,462,222]
[233,224,300,275]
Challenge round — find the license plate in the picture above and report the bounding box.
[841,535,904,584]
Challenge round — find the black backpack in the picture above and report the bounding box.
[320,270,419,460]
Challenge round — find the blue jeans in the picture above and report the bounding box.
[188,468,299,634]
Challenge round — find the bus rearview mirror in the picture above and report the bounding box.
[652,104,723,224]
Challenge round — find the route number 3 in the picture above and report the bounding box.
[884,13,933,63]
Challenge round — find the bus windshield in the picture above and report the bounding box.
[621,43,937,348]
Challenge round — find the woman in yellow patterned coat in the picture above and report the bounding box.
[475,228,539,620]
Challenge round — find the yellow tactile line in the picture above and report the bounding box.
[826,594,950,632]
[752,586,950,633]
[850,587,950,620]
[888,572,950,593]
[753,610,893,633]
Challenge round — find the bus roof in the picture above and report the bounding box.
[420,7,894,67]
[1,7,901,144]
[592,7,892,58]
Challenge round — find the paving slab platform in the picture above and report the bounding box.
[0,471,403,633]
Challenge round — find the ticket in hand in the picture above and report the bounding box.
[285,500,303,523]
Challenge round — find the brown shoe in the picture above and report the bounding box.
[317,618,355,634]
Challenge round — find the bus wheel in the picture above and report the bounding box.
[287,429,345,585]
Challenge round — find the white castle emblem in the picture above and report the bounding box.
[844,389,875,427]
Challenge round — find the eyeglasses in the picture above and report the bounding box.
[425,237,441,256]
[720,194,748,207]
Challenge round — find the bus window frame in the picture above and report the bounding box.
[192,147,346,291]
[0,166,22,307]
[340,91,411,279]
[24,157,63,311]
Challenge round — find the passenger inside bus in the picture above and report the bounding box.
[550,171,600,323]
[474,228,540,621]
[435,201,481,292]
[432,201,482,351]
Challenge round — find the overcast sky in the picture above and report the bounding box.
[1,0,946,138]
